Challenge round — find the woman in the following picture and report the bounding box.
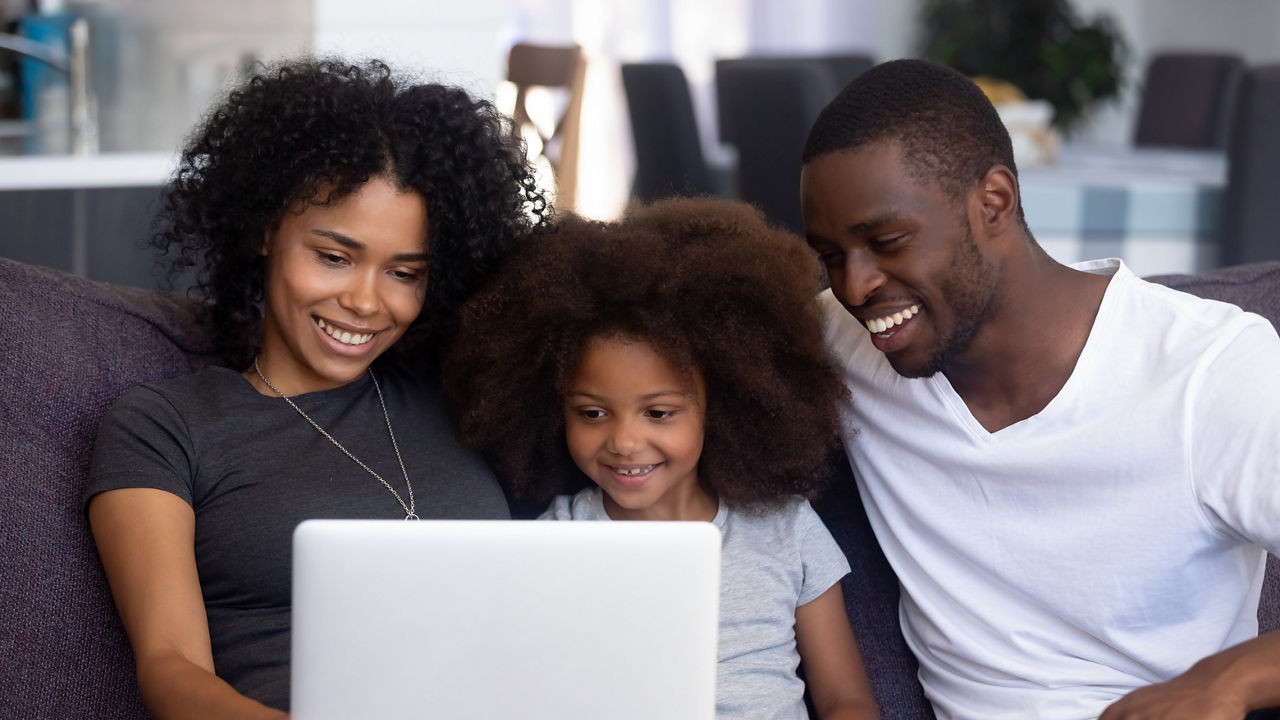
[86,57,548,719]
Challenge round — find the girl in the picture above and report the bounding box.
[444,197,881,720]
[86,58,548,719]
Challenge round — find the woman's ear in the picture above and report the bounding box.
[978,164,1020,234]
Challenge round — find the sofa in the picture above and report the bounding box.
[2,254,1278,719]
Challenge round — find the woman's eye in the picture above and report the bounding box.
[390,267,426,282]
[316,251,346,266]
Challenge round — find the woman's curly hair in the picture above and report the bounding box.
[153,57,550,368]
[443,196,850,512]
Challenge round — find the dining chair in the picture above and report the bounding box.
[507,42,587,211]
[714,58,839,234]
[714,54,872,159]
[620,62,717,203]
[1133,52,1245,150]
[1218,63,1280,266]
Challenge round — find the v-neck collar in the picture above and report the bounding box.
[925,259,1127,442]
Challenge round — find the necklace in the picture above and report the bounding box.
[253,358,419,520]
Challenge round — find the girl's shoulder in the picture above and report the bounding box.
[537,487,607,521]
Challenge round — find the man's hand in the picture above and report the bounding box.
[1100,631,1280,720]
[1099,668,1247,720]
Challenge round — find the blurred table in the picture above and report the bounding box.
[1020,146,1225,276]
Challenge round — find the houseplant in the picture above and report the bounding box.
[919,0,1127,132]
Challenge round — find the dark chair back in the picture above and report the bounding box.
[813,52,875,90]
[715,58,838,234]
[1219,64,1280,266]
[620,62,716,203]
[1133,52,1245,149]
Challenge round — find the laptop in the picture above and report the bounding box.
[291,519,721,719]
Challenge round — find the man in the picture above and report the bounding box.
[800,58,1280,720]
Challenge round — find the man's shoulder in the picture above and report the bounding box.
[1117,266,1278,349]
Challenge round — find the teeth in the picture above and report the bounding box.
[866,305,919,335]
[317,318,373,346]
[614,465,655,477]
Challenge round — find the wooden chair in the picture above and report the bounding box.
[507,43,587,211]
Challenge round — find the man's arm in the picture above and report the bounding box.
[1100,630,1280,720]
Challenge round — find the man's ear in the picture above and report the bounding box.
[977,164,1020,235]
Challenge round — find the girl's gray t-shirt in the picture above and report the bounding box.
[541,486,850,720]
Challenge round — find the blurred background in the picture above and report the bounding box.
[2,0,1279,287]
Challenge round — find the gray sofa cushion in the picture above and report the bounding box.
[0,257,214,720]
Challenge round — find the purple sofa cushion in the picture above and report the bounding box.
[0,257,215,720]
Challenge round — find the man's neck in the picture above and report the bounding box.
[943,248,1112,433]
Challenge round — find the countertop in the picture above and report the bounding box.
[0,152,176,191]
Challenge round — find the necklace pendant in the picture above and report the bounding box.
[404,512,420,521]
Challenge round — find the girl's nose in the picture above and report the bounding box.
[606,420,642,456]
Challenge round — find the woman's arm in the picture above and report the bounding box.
[795,582,881,720]
[89,488,288,720]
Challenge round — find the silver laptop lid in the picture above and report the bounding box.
[291,519,720,720]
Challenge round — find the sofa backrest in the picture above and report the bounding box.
[0,257,216,719]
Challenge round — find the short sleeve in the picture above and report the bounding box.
[1190,316,1280,555]
[85,384,197,508]
[794,499,852,606]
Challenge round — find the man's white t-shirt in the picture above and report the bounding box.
[821,258,1280,720]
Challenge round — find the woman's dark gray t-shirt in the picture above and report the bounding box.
[86,363,508,710]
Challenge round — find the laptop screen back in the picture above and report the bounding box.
[291,519,720,719]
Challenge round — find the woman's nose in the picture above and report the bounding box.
[339,271,380,316]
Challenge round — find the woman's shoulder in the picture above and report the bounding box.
[108,366,249,420]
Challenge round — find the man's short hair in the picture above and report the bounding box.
[802,59,1019,209]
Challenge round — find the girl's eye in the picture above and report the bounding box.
[579,408,606,420]
[645,408,675,420]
